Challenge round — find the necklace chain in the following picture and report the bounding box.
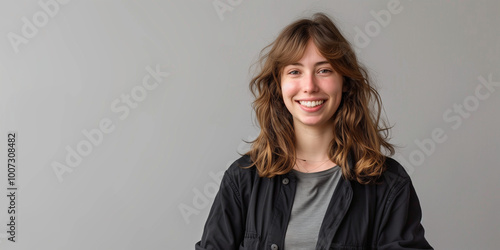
[295,157,331,173]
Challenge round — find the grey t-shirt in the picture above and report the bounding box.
[284,165,342,250]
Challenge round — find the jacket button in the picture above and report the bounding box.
[282,178,289,185]
[270,243,278,250]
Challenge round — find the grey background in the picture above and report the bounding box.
[0,0,499,249]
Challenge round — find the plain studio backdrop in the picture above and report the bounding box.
[0,0,499,249]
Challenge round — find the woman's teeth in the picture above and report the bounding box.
[299,100,324,107]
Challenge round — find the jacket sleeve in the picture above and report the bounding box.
[195,170,246,250]
[377,179,433,249]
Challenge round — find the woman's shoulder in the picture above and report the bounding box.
[383,157,411,178]
[219,155,267,199]
[224,154,258,181]
[349,156,417,204]
[377,156,413,188]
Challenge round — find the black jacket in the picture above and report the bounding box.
[195,154,433,250]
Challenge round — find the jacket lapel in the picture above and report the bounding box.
[315,153,354,249]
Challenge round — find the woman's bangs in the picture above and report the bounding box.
[275,36,309,72]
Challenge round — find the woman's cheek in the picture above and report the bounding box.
[281,80,298,96]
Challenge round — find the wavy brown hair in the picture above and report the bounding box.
[245,12,395,184]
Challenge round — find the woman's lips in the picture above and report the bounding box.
[297,100,325,107]
[296,99,326,112]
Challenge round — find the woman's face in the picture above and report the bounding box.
[281,39,344,130]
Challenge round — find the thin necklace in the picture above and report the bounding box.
[295,158,331,173]
[296,157,329,162]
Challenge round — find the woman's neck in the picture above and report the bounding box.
[294,122,334,161]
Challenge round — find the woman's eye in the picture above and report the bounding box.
[318,69,332,74]
[288,70,300,75]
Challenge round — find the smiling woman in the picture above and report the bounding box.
[196,12,433,250]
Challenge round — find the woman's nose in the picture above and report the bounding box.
[302,72,319,93]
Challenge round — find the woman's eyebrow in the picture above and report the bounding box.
[288,61,330,67]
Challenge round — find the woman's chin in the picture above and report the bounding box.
[295,117,332,128]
